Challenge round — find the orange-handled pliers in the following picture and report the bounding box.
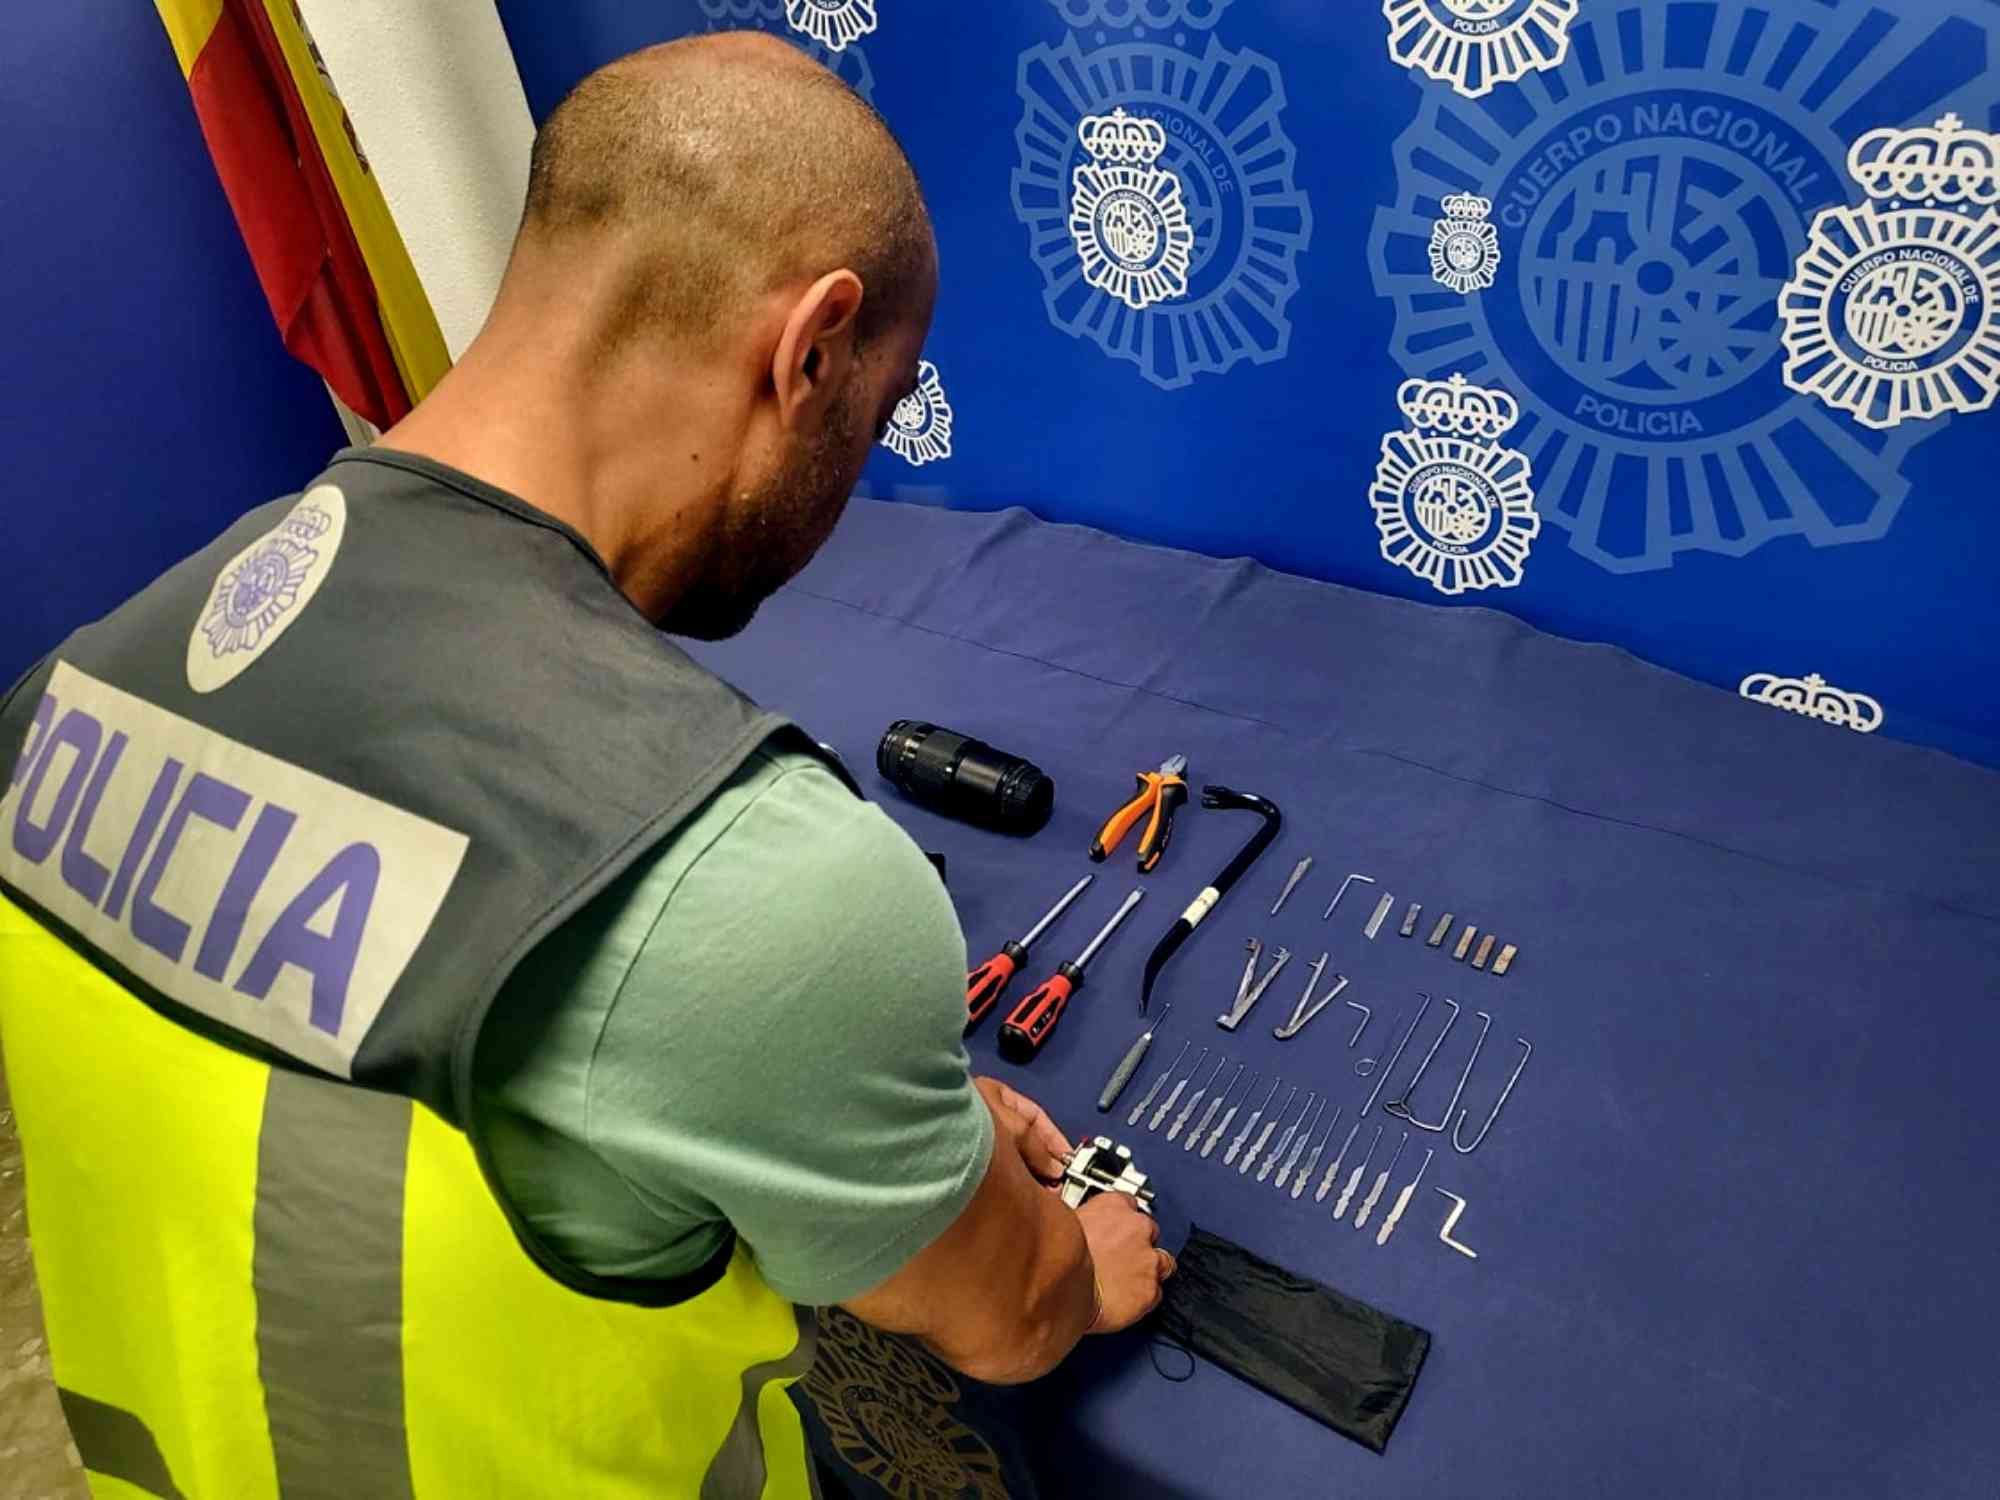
[1089,755,1188,873]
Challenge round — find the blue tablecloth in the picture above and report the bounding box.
[686,498,2000,1500]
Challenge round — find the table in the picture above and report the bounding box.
[687,498,2000,1500]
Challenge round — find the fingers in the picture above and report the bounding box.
[1157,1249,1176,1281]
[1033,1112,1073,1164]
[979,1077,1073,1180]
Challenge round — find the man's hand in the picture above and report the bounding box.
[1076,1193,1174,1333]
[975,1076,1071,1184]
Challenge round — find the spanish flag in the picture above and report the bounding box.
[154,0,449,429]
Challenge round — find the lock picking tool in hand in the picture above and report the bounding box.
[1090,755,1189,873]
[1059,1138,1157,1216]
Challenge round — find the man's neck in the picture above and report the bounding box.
[375,321,731,621]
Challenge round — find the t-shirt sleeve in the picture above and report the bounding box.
[580,754,994,1306]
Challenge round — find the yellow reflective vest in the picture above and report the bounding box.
[2,893,818,1500]
[0,458,850,1499]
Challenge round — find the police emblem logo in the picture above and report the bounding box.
[699,0,875,98]
[1068,109,1196,311]
[1368,0,2000,573]
[802,1308,1009,1500]
[784,0,877,53]
[1370,373,1540,595]
[187,487,348,694]
[1013,14,1314,388]
[880,359,955,466]
[1780,113,2000,430]
[1738,671,1883,734]
[1429,192,1500,294]
[1383,0,1577,100]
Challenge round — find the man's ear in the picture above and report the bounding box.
[772,269,865,427]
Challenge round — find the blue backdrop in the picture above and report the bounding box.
[0,9,347,691]
[493,0,2000,767]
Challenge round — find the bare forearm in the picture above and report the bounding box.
[927,1178,1093,1385]
[844,1087,1097,1386]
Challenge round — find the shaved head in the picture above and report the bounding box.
[519,32,934,352]
[399,32,941,642]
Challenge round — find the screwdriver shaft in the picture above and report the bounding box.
[1018,875,1096,950]
[1072,890,1145,971]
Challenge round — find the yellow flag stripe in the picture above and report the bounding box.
[256,0,452,406]
[151,0,225,79]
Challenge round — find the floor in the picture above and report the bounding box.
[0,1047,88,1500]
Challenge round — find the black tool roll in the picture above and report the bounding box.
[1151,1225,1431,1454]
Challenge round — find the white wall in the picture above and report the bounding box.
[295,0,534,360]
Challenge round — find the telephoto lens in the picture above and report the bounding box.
[876,721,1055,836]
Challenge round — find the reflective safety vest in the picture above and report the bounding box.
[1,898,818,1499]
[0,451,844,1498]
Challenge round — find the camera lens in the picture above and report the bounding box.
[877,721,1055,836]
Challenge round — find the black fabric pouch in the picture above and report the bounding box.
[1151,1225,1431,1454]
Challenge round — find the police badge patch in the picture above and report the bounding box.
[187,488,347,694]
[1383,0,1577,100]
[1429,193,1500,294]
[1013,2,1313,389]
[1370,374,1541,595]
[1368,0,2000,574]
[880,360,955,466]
[1780,113,2000,430]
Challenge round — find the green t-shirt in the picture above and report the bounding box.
[473,740,994,1306]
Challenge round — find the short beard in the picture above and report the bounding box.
[661,385,861,642]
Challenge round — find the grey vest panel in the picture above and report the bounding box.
[0,449,849,1303]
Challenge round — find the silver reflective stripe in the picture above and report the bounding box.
[701,1304,818,1500]
[57,1387,187,1500]
[253,1068,416,1500]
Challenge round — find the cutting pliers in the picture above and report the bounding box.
[1089,755,1189,873]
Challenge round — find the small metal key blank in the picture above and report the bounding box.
[1453,925,1479,962]
[1364,892,1396,940]
[1492,943,1518,977]
[1427,912,1454,947]
[1472,934,1496,970]
[1399,902,1422,938]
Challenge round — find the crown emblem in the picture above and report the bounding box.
[1847,113,2000,210]
[280,503,334,542]
[1738,671,1883,733]
[1440,192,1492,220]
[1078,108,1168,166]
[1396,373,1520,440]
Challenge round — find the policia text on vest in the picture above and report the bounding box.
[0,451,846,1498]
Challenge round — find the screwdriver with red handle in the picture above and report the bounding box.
[999,889,1145,1063]
[965,875,1095,1032]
